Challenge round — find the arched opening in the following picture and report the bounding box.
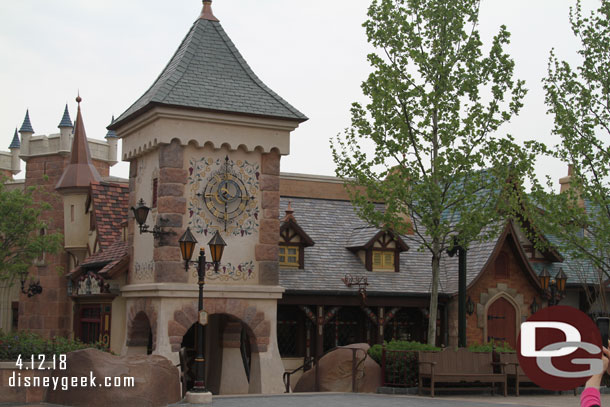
[179,314,254,395]
[486,296,518,349]
[127,311,153,355]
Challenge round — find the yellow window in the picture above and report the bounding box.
[373,250,394,270]
[279,246,300,267]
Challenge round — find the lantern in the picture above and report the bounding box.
[207,230,227,264]
[538,268,550,291]
[179,227,198,263]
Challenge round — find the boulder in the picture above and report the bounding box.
[46,349,180,407]
[294,343,381,393]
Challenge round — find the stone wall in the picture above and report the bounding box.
[257,150,280,285]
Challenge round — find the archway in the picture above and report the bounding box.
[486,296,518,349]
[126,299,157,355]
[179,314,254,395]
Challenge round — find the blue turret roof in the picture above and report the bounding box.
[105,116,117,138]
[58,104,73,128]
[19,110,34,133]
[9,128,20,149]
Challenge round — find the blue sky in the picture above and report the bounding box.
[0,0,599,187]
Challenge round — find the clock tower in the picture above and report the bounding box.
[108,1,307,394]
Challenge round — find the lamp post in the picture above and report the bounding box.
[538,268,568,306]
[447,237,467,347]
[178,227,226,395]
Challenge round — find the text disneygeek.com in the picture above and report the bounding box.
[9,371,135,391]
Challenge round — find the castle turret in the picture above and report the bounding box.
[56,96,102,264]
[9,128,20,175]
[18,110,34,157]
[58,104,73,154]
[105,115,118,164]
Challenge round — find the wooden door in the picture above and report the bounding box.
[487,297,516,349]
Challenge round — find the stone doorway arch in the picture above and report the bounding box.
[482,293,520,349]
[126,300,157,354]
[169,299,271,394]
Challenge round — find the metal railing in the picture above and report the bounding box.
[380,347,419,387]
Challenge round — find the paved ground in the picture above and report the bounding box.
[169,392,610,407]
[7,392,610,407]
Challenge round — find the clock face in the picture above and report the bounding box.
[188,155,259,238]
[199,156,254,232]
[203,173,250,223]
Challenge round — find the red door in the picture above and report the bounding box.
[487,297,516,349]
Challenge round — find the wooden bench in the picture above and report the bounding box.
[499,352,530,396]
[418,348,507,397]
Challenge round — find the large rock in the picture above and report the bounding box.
[294,343,382,393]
[46,349,180,407]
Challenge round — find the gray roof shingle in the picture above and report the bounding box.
[278,197,502,297]
[110,18,307,129]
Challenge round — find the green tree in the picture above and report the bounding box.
[0,180,63,284]
[531,0,610,310]
[332,0,532,344]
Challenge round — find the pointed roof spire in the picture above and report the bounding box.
[109,2,307,130]
[58,104,73,128]
[9,128,20,149]
[199,0,219,21]
[19,110,34,133]
[105,116,117,138]
[56,95,102,191]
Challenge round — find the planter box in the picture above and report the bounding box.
[0,361,53,404]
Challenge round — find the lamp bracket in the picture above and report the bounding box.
[341,273,369,303]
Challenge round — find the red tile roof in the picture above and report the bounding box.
[89,181,129,251]
[69,239,128,279]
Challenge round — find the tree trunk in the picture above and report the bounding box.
[427,247,441,345]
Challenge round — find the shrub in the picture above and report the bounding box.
[468,340,515,353]
[0,331,108,361]
[368,340,441,387]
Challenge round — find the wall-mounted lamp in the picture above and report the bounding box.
[131,198,173,239]
[466,296,475,316]
[20,271,43,298]
[531,297,539,314]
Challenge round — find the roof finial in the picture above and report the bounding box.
[76,92,82,105]
[284,201,295,222]
[199,0,219,21]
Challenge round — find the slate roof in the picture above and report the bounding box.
[19,110,34,133]
[58,104,73,128]
[88,182,129,251]
[110,16,307,130]
[9,128,20,149]
[278,197,505,297]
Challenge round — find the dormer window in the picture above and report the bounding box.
[279,246,300,267]
[279,202,314,269]
[347,227,408,272]
[373,250,394,270]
